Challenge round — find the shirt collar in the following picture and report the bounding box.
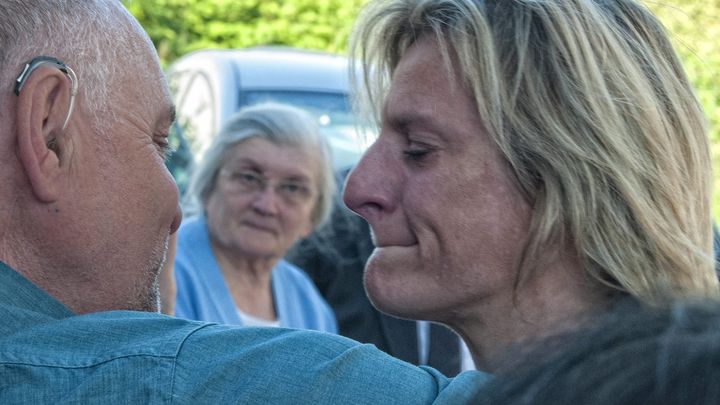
[0,261,74,319]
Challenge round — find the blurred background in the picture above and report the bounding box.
[124,0,720,217]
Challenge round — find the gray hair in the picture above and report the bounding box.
[0,0,151,131]
[184,102,336,229]
[351,0,717,304]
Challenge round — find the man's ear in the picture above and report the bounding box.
[14,66,74,203]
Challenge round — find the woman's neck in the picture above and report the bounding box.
[449,255,614,372]
[211,241,279,321]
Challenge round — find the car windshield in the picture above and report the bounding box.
[243,90,354,128]
[243,90,370,169]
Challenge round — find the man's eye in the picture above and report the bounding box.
[403,149,430,161]
[154,136,174,161]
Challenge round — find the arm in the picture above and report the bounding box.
[172,325,490,403]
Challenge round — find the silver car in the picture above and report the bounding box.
[165,47,369,191]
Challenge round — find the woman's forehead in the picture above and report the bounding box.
[223,138,320,181]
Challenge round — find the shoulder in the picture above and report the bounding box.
[1,310,209,366]
[0,310,211,401]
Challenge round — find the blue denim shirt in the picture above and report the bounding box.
[0,262,490,403]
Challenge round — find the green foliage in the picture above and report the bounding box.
[126,0,720,217]
[644,1,720,219]
[123,0,366,63]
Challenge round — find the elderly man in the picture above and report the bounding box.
[0,1,488,402]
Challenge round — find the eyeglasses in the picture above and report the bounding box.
[14,56,78,131]
[219,168,315,205]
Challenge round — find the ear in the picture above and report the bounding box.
[14,66,73,203]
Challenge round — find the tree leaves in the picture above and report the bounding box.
[123,0,366,63]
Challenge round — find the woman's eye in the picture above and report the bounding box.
[282,183,310,196]
[239,172,260,183]
[279,183,312,203]
[283,183,300,193]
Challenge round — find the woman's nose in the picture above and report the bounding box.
[343,139,398,224]
[251,186,280,215]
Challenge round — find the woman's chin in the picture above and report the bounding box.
[363,252,433,320]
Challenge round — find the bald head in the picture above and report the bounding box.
[0,1,158,130]
[0,1,181,314]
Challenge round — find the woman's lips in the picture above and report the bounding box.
[241,220,277,234]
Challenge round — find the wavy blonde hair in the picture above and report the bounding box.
[350,0,718,304]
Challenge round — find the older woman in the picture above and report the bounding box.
[343,0,719,371]
[174,102,337,332]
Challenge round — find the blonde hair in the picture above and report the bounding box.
[350,0,718,304]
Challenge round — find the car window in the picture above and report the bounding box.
[243,90,369,170]
[244,90,352,129]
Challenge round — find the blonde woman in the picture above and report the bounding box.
[344,0,718,371]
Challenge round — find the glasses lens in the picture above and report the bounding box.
[221,169,313,205]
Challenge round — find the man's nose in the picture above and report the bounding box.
[170,203,182,234]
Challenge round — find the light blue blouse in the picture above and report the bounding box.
[174,215,337,333]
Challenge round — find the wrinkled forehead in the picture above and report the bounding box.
[118,20,170,102]
[107,20,173,122]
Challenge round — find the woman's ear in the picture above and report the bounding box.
[14,65,74,203]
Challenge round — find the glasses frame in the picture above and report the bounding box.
[218,168,315,206]
[14,56,78,131]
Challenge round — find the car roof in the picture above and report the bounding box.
[167,47,350,93]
